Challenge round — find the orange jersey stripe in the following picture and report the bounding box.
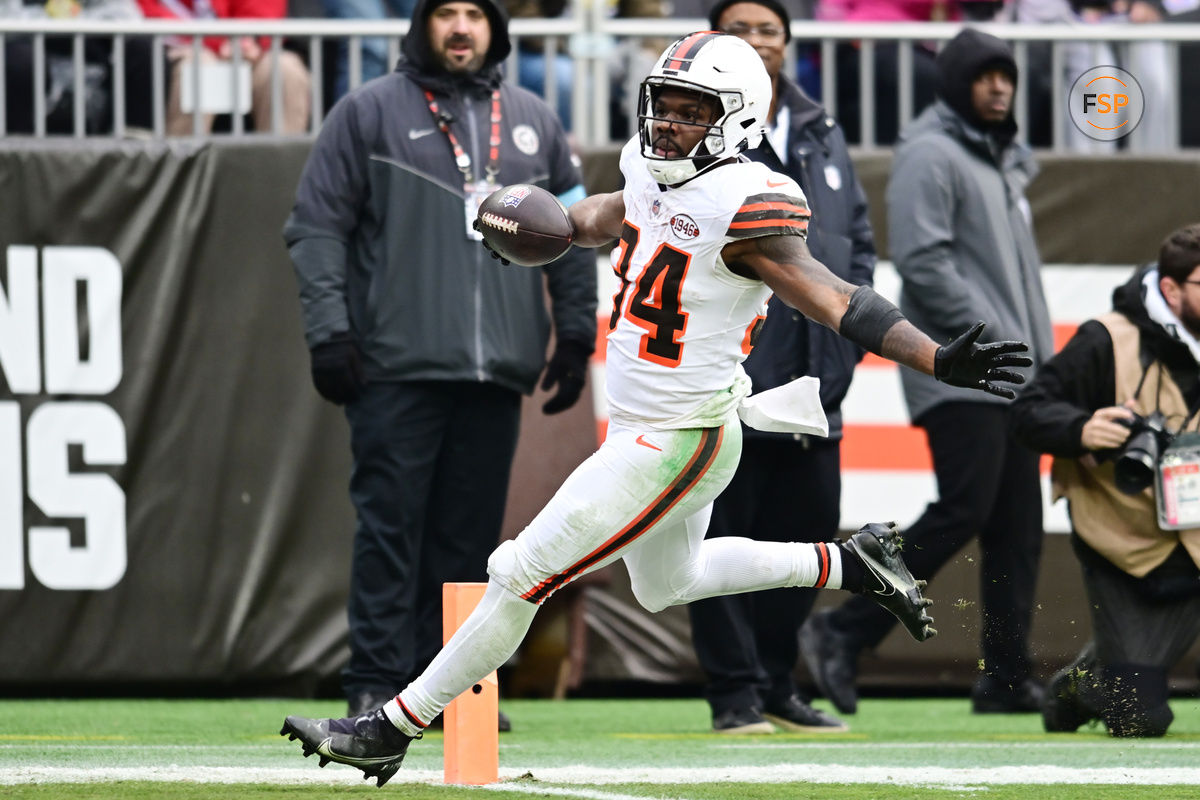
[735,201,811,216]
[728,218,810,231]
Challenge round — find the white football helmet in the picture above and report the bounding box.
[638,32,772,186]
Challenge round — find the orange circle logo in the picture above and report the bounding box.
[1068,66,1144,142]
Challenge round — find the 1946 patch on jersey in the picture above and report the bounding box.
[670,213,700,240]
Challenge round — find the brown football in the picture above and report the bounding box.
[476,184,575,267]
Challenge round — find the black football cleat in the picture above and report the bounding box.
[280,707,416,787]
[845,522,937,641]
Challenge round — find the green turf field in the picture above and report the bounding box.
[2,697,1200,799]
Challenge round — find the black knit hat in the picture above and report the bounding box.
[707,0,792,42]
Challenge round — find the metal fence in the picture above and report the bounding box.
[1,15,1197,150]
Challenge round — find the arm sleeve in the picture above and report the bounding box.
[886,140,978,334]
[1009,320,1117,457]
[282,97,370,348]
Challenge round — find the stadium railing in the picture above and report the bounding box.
[1,15,1197,150]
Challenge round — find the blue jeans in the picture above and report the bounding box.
[322,0,416,100]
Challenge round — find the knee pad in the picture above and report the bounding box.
[627,577,675,614]
[487,540,534,600]
[1102,662,1174,738]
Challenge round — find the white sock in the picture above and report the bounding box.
[681,538,843,601]
[384,580,537,737]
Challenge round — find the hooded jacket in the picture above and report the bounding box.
[741,74,876,442]
[1011,265,1200,577]
[886,30,1053,421]
[283,0,595,394]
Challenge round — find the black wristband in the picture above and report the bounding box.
[839,285,906,356]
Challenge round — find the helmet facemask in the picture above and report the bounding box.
[638,78,749,185]
[636,33,771,186]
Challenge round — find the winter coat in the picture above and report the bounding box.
[284,0,596,394]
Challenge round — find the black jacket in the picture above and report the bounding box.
[283,0,596,393]
[1011,264,1200,458]
[742,75,876,441]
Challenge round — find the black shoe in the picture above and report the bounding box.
[763,694,849,733]
[971,675,1045,714]
[1042,644,1101,731]
[711,706,775,734]
[798,609,861,715]
[346,690,396,718]
[280,707,415,787]
[845,522,936,642]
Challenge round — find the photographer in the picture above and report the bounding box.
[1011,222,1200,738]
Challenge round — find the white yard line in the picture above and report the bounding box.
[4,764,1200,786]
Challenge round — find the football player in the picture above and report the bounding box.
[281,32,1031,785]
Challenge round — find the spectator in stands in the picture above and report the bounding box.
[320,0,415,101]
[1011,223,1200,738]
[282,0,595,725]
[800,28,1054,716]
[817,0,1004,145]
[1002,0,1177,152]
[3,0,154,134]
[686,0,875,736]
[137,0,311,134]
[504,0,573,131]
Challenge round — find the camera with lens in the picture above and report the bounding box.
[1112,410,1173,495]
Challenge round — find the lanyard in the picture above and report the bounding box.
[424,89,502,186]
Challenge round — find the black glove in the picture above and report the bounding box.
[540,338,592,414]
[309,335,365,405]
[934,321,1032,399]
[472,218,511,265]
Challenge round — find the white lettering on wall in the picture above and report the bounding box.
[0,246,41,394]
[0,246,127,591]
[0,403,22,589]
[43,246,123,395]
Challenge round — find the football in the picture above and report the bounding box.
[475,184,575,267]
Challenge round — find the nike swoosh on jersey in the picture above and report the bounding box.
[408,128,437,140]
[315,738,400,766]
[635,434,663,452]
[767,179,790,187]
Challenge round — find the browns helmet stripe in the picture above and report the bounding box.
[520,427,724,604]
[663,31,724,73]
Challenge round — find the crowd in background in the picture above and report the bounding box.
[4,0,1200,143]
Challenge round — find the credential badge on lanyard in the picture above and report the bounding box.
[1157,431,1200,530]
[425,90,503,241]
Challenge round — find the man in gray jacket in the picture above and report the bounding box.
[801,27,1054,715]
[283,0,596,720]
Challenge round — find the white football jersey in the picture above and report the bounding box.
[605,138,811,429]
